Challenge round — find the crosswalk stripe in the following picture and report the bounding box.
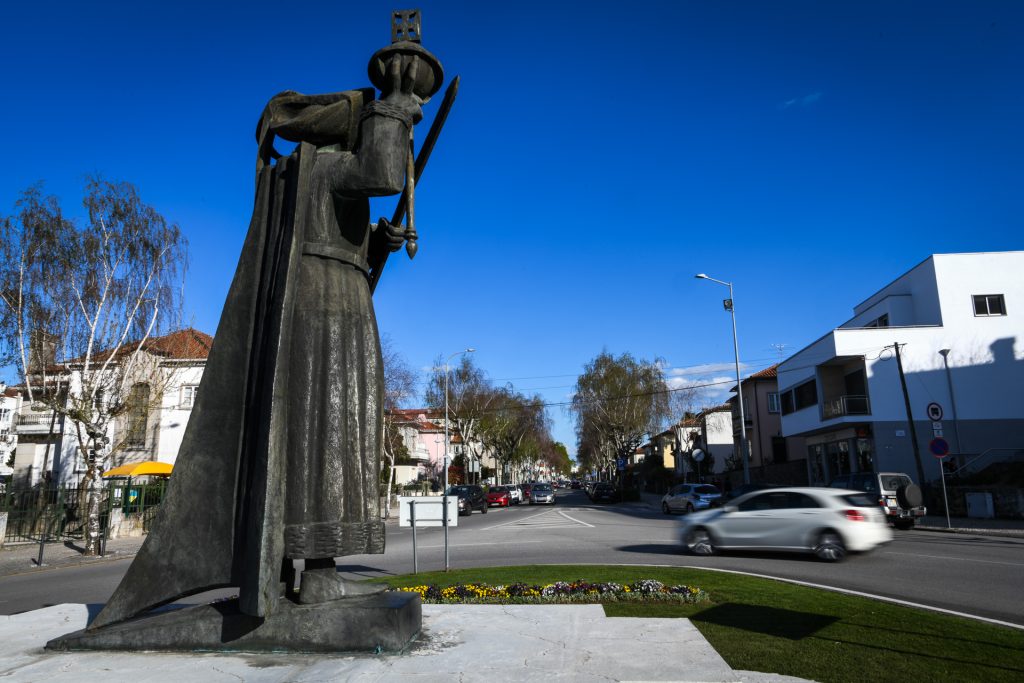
[482,509,593,531]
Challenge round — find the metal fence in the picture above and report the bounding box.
[0,480,168,545]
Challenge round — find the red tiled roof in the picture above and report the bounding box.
[64,328,213,365]
[143,328,213,359]
[730,364,779,392]
[748,364,778,380]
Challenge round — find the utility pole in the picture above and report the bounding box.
[892,342,926,486]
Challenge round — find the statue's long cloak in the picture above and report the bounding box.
[90,90,372,629]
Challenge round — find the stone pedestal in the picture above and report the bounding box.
[46,591,421,654]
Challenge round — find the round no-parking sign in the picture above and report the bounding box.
[929,437,950,457]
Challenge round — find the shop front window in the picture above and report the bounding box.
[856,438,874,472]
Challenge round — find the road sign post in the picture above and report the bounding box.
[930,436,952,530]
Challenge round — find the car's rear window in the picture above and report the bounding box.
[694,485,720,495]
[841,493,878,507]
[491,486,507,492]
[880,475,911,491]
[533,485,551,491]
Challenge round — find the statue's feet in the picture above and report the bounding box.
[298,568,387,604]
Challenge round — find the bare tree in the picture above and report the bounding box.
[424,355,497,484]
[380,335,417,517]
[0,179,187,554]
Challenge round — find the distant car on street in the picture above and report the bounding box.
[661,484,721,514]
[487,485,512,507]
[589,482,618,503]
[447,484,488,516]
[680,486,892,562]
[530,482,555,505]
[505,484,523,505]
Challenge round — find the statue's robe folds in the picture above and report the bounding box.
[91,89,394,629]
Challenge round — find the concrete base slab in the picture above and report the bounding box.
[1,603,813,682]
[46,592,420,654]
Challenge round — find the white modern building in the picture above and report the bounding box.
[778,252,1024,485]
[11,329,211,487]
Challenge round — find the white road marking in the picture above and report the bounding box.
[481,509,594,531]
[882,551,1024,567]
[414,540,547,549]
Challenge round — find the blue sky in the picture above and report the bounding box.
[2,1,1021,455]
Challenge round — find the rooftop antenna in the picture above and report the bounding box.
[770,343,788,362]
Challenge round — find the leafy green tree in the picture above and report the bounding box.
[571,351,671,482]
[479,388,548,482]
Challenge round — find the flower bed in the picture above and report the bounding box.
[398,579,708,605]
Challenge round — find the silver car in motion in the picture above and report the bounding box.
[680,487,892,562]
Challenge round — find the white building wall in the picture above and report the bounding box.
[779,252,1024,482]
[154,364,205,464]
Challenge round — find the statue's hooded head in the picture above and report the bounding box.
[256,88,375,166]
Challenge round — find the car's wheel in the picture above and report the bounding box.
[814,531,846,562]
[894,518,914,530]
[896,484,923,509]
[686,527,716,555]
[662,502,671,515]
[686,503,695,514]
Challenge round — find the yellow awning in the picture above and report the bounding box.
[102,461,174,478]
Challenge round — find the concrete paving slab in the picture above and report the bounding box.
[0,602,814,682]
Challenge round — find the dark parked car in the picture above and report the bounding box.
[447,484,488,516]
[590,482,618,503]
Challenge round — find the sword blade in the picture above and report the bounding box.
[369,74,460,293]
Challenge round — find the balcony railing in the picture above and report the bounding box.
[821,395,871,419]
[15,411,61,431]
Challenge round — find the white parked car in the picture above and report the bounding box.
[507,484,523,505]
[661,483,722,514]
[680,487,892,562]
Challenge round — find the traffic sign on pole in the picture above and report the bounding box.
[929,437,950,457]
[927,402,944,421]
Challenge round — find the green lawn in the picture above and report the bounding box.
[379,565,1024,683]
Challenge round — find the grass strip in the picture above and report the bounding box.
[378,564,1024,683]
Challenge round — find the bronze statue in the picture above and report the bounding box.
[49,10,452,653]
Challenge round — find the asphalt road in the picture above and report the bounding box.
[2,489,1022,627]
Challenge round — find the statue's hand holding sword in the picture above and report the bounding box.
[366,9,459,292]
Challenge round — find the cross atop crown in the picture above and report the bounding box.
[391,9,422,43]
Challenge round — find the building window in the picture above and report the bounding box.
[780,379,817,415]
[973,294,1006,317]
[865,313,889,328]
[766,392,780,414]
[0,408,9,425]
[180,385,199,409]
[126,383,150,449]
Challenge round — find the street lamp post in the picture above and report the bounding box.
[443,347,474,571]
[695,273,750,484]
